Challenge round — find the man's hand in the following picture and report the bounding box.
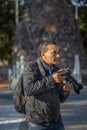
[52,69,66,83]
[63,82,73,91]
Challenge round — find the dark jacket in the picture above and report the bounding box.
[23,57,70,125]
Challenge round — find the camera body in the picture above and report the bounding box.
[61,68,83,94]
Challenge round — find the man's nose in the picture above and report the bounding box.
[56,54,60,58]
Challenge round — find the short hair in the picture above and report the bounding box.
[39,41,57,54]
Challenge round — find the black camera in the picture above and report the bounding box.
[61,68,83,94]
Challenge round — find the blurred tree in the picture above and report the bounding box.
[13,0,86,69]
[66,0,87,55]
[0,0,15,64]
[78,1,87,55]
[0,0,87,65]
[0,0,25,65]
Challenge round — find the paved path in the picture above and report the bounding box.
[61,85,87,130]
[0,104,27,130]
[0,85,87,130]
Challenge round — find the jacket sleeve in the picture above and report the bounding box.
[23,63,55,96]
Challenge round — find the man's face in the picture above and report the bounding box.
[41,44,60,66]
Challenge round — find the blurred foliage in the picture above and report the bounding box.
[0,0,25,65]
[0,0,15,64]
[0,0,87,65]
[78,5,87,55]
[67,0,87,55]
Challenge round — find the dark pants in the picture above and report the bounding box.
[28,121,65,130]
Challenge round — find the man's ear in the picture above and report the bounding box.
[41,51,45,57]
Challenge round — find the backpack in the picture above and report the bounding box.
[12,75,27,114]
[12,60,45,114]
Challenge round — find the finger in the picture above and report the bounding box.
[58,69,64,73]
[59,76,66,82]
[63,85,69,91]
[70,83,74,89]
[58,69,67,76]
[66,82,73,90]
[64,82,71,90]
[60,76,66,80]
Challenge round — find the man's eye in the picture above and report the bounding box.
[52,52,58,55]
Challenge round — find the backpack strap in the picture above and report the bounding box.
[20,74,27,100]
[36,58,46,77]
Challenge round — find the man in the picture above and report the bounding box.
[23,41,73,130]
